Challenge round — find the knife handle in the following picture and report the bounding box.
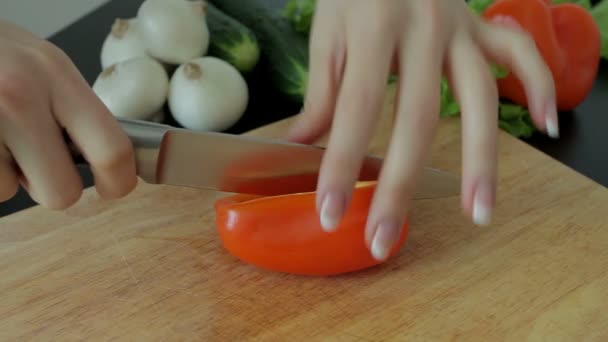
[64,117,172,168]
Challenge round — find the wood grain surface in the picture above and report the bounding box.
[1,84,607,341]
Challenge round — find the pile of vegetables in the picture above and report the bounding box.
[93,0,607,138]
[282,0,607,138]
[93,0,259,132]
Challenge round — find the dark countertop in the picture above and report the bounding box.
[1,0,606,217]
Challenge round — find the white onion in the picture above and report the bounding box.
[168,56,248,131]
[100,18,148,69]
[137,0,210,65]
[93,57,169,121]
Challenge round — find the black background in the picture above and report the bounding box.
[1,0,606,217]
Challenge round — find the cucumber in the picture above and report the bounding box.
[206,2,261,74]
[284,0,315,34]
[208,0,309,103]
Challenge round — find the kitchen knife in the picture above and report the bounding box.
[66,118,460,198]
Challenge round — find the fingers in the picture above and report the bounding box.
[476,16,558,138]
[0,25,137,210]
[0,40,85,209]
[50,49,137,200]
[0,144,19,202]
[446,31,499,226]
[364,24,443,261]
[286,2,345,144]
[0,98,84,210]
[316,14,396,232]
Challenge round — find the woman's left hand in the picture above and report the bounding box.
[286,0,557,261]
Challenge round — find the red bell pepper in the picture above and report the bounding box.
[214,181,409,276]
[483,0,601,111]
[218,148,381,196]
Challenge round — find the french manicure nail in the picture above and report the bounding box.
[472,183,493,226]
[546,116,559,139]
[320,192,344,232]
[545,100,559,139]
[371,221,400,261]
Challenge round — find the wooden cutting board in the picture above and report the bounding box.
[1,84,607,341]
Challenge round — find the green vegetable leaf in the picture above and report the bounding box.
[467,0,496,14]
[498,104,536,138]
[491,63,510,78]
[499,103,527,120]
[592,0,608,59]
[284,0,316,33]
[553,0,592,10]
[440,78,460,118]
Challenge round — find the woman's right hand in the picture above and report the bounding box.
[0,20,137,209]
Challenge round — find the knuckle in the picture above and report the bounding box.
[0,70,34,116]
[103,178,137,199]
[513,32,538,57]
[357,3,394,36]
[368,2,392,22]
[29,40,71,69]
[417,0,442,25]
[0,178,19,202]
[41,185,83,210]
[93,139,135,172]
[411,1,444,42]
[367,17,393,38]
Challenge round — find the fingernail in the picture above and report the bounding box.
[545,100,559,139]
[472,182,493,226]
[320,192,345,232]
[371,220,400,261]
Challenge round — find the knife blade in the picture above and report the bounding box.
[67,118,460,198]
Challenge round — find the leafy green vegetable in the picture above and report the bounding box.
[491,64,510,78]
[440,78,461,118]
[467,0,496,14]
[553,0,592,10]
[498,104,536,138]
[284,0,315,33]
[591,0,608,59]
